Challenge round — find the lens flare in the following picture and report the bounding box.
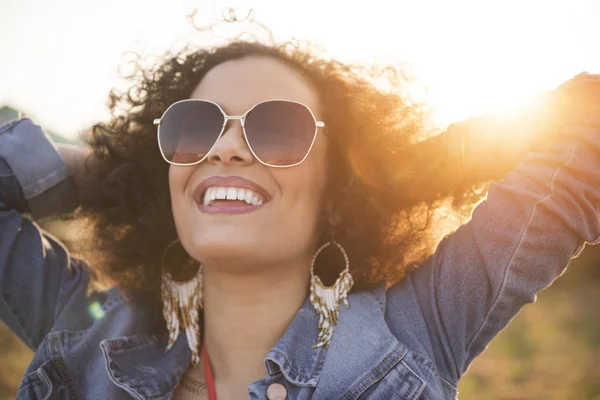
[88,301,105,320]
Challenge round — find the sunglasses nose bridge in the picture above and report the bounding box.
[209,115,252,164]
[223,115,245,128]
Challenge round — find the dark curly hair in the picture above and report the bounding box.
[75,17,529,302]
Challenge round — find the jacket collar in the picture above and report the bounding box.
[100,283,405,399]
[100,332,191,400]
[263,294,327,387]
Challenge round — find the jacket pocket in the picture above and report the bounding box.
[15,359,74,400]
[348,358,427,400]
[16,362,53,400]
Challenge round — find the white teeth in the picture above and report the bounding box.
[226,187,237,200]
[202,186,266,206]
[202,189,209,205]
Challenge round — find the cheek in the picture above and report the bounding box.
[169,166,193,219]
[168,167,181,200]
[276,153,328,222]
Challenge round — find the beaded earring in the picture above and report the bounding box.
[309,240,354,348]
[161,240,204,366]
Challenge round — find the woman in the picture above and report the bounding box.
[1,35,599,399]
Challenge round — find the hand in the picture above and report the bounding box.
[450,72,600,183]
[390,72,600,203]
[550,72,600,126]
[56,143,92,188]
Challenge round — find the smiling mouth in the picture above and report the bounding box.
[200,186,266,207]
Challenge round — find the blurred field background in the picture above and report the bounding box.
[1,241,599,399]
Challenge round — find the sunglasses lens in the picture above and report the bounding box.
[245,101,317,166]
[158,101,224,164]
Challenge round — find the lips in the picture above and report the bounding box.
[192,176,271,214]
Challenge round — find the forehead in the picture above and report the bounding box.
[190,56,320,115]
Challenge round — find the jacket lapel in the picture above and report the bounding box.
[312,284,423,399]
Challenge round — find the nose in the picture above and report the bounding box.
[206,119,254,166]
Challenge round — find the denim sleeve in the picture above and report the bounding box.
[0,118,78,218]
[0,118,87,350]
[385,115,600,386]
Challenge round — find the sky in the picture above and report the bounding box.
[1,0,599,138]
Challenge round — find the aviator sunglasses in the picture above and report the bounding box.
[154,99,325,168]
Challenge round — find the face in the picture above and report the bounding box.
[169,56,329,273]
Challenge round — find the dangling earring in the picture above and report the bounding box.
[309,240,354,349]
[161,239,204,366]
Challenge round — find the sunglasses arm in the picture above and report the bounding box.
[153,119,161,125]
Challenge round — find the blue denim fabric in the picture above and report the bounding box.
[1,114,599,399]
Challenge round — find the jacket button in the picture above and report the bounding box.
[266,383,287,400]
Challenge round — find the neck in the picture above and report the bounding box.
[202,260,310,388]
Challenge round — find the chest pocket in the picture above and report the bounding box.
[15,359,78,400]
[341,358,426,400]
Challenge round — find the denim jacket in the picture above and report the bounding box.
[1,110,599,399]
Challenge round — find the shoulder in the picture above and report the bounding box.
[18,267,160,399]
[51,259,155,335]
[314,282,458,398]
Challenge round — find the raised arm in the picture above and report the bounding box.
[0,118,87,350]
[385,75,600,389]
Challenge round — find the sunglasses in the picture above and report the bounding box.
[154,99,325,168]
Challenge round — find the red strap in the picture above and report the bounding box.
[202,339,217,400]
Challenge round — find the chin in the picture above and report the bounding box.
[182,230,259,266]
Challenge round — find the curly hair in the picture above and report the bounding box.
[75,24,498,302]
